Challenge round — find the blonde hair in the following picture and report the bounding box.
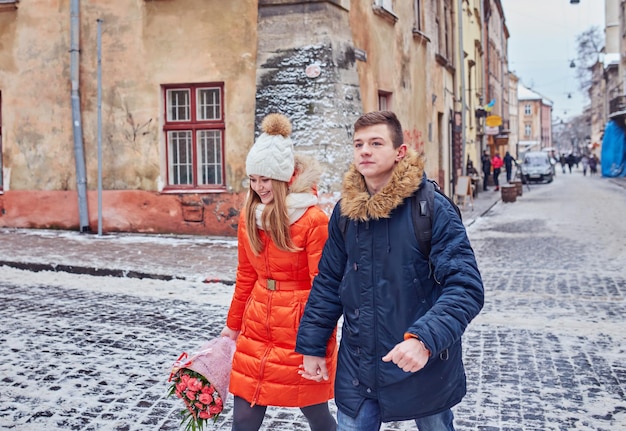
[244,179,300,255]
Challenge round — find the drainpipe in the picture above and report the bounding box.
[70,0,90,232]
[477,1,490,158]
[482,0,491,156]
[458,0,467,176]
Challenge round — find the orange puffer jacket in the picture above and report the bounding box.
[226,158,337,408]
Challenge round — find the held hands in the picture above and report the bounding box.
[381,338,430,373]
[220,326,240,340]
[299,355,329,382]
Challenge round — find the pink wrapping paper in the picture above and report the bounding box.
[172,337,236,402]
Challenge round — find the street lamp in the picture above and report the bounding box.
[570,0,580,4]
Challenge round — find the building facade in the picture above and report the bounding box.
[517,84,553,156]
[455,0,486,180]
[1,0,485,236]
[481,0,509,160]
[605,0,625,131]
[508,72,519,158]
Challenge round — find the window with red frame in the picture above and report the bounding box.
[163,83,225,189]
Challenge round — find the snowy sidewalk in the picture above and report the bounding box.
[0,185,499,284]
[0,228,238,283]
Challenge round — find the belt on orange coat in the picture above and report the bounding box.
[257,278,310,291]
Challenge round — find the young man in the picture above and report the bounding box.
[481,150,491,191]
[296,111,484,431]
[503,151,514,183]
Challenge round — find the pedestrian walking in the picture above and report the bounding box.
[504,151,514,183]
[589,154,598,175]
[481,150,491,191]
[220,113,337,431]
[581,154,589,176]
[296,111,484,431]
[491,152,504,191]
[566,153,575,173]
[559,154,567,174]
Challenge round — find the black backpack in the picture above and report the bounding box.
[338,179,462,258]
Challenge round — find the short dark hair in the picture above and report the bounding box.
[354,111,404,149]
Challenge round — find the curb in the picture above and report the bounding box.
[0,260,239,285]
[464,198,501,228]
[0,260,181,281]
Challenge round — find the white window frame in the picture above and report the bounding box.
[524,104,531,115]
[524,123,532,137]
[375,0,394,12]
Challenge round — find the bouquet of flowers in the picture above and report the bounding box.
[168,336,236,430]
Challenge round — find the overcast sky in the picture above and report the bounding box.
[501,0,606,121]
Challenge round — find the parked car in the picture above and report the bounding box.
[522,151,554,183]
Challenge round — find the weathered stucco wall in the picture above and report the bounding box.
[255,1,361,197]
[0,0,256,191]
[0,0,459,236]
[349,2,431,162]
[0,0,258,235]
[0,189,245,234]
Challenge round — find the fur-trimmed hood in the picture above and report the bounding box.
[289,153,322,195]
[340,149,426,221]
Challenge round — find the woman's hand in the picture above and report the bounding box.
[220,326,240,340]
[298,355,329,382]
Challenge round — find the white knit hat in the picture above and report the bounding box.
[246,113,295,182]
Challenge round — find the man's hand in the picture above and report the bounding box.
[299,355,329,382]
[381,338,430,373]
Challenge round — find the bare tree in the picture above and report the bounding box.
[575,26,604,93]
[553,111,592,156]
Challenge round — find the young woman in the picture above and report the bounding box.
[220,113,337,431]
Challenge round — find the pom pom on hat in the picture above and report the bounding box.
[246,113,295,182]
[261,113,292,138]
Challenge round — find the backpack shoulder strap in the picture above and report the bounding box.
[337,199,349,241]
[412,180,434,258]
[411,179,462,258]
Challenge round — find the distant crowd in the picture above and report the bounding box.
[558,153,599,176]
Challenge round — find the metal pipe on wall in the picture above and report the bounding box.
[97,19,103,236]
[70,0,90,232]
[458,0,467,176]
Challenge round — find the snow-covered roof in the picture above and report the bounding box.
[518,84,553,106]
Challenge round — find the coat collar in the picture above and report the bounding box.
[289,153,321,194]
[340,149,425,222]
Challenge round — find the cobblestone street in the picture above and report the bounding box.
[0,172,625,430]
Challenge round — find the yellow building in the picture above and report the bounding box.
[455,0,486,180]
[483,0,509,159]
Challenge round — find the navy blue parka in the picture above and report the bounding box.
[295,150,484,422]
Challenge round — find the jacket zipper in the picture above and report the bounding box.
[251,234,273,406]
[370,221,379,394]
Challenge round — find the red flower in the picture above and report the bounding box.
[208,403,222,415]
[168,368,224,430]
[199,393,214,405]
[168,337,235,430]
